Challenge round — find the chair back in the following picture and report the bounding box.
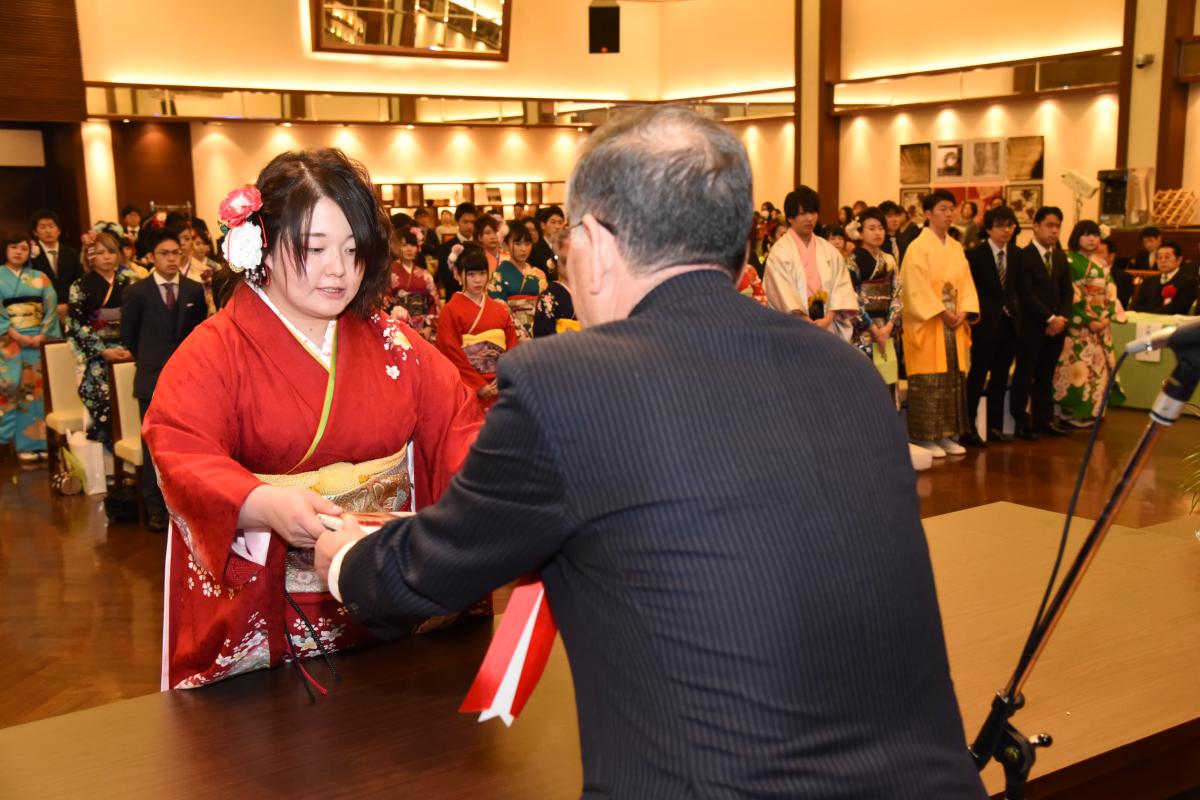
[109,360,141,444]
[41,340,83,418]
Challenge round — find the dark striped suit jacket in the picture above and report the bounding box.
[341,270,986,799]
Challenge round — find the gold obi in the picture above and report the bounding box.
[254,446,411,593]
[5,300,44,331]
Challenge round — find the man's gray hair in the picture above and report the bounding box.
[567,105,753,275]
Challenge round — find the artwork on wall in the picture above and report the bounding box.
[900,143,931,185]
[899,187,930,224]
[968,139,1004,181]
[1005,183,1043,225]
[1006,136,1045,181]
[967,184,1006,223]
[934,142,964,181]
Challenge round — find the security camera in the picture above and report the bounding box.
[1134,53,1155,69]
[1062,170,1099,198]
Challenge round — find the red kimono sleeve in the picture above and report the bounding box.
[382,317,483,507]
[436,298,488,394]
[142,324,264,584]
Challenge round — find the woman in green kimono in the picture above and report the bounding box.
[1053,220,1124,426]
[1,230,62,461]
[67,232,135,448]
[487,224,547,340]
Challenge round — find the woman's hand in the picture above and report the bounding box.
[237,485,344,549]
[477,380,499,401]
[100,348,131,362]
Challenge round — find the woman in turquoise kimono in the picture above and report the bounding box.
[1053,220,1124,426]
[67,232,135,448]
[487,224,547,340]
[1,230,63,461]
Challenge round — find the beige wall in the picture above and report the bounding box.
[77,0,663,100]
[657,0,793,100]
[838,93,1120,221]
[189,122,590,222]
[81,122,118,223]
[730,119,795,209]
[841,0,1124,80]
[1125,0,1170,171]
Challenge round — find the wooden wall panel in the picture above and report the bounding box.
[1156,0,1198,187]
[110,122,196,219]
[0,122,88,238]
[0,0,85,122]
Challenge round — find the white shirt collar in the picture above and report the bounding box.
[1161,269,1179,284]
[1032,240,1053,260]
[152,271,179,286]
[989,239,1007,260]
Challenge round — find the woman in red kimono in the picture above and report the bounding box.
[383,226,440,341]
[144,148,487,691]
[436,243,518,412]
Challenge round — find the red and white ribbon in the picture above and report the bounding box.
[460,579,558,726]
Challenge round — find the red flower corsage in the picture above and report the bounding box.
[1162,285,1177,303]
[218,185,263,228]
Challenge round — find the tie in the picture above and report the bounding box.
[46,248,58,274]
[164,282,177,312]
[1044,250,1053,276]
[997,249,1006,286]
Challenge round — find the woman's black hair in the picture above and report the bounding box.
[506,223,534,246]
[228,147,390,318]
[457,242,489,275]
[1067,219,1102,252]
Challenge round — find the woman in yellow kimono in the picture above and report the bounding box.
[900,190,980,458]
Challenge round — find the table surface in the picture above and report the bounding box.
[1110,311,1199,409]
[2,503,1198,799]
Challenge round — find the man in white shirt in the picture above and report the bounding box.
[29,209,82,317]
[763,185,857,340]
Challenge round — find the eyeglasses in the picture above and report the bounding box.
[154,249,183,258]
[568,217,617,237]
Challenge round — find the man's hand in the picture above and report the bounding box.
[237,485,343,549]
[1047,316,1067,336]
[315,514,371,585]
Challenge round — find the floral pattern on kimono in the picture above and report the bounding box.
[1053,251,1125,419]
[0,265,61,452]
[66,267,136,446]
[488,260,547,340]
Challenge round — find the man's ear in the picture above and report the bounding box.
[581,214,616,296]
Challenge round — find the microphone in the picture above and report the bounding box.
[1124,317,1200,355]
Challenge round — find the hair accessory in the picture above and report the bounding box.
[447,243,464,267]
[409,226,425,247]
[218,185,266,283]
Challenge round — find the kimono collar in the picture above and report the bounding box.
[247,282,336,369]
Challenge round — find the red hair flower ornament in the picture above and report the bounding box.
[218,185,267,282]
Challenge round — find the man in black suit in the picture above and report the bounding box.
[1131,241,1198,315]
[880,200,912,266]
[963,205,1021,446]
[1010,206,1073,439]
[315,107,985,799]
[529,204,565,281]
[1099,237,1135,310]
[29,209,82,318]
[435,202,476,299]
[1132,226,1161,270]
[121,226,208,531]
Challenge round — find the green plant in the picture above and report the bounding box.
[1184,445,1200,514]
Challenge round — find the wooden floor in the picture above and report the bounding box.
[1,406,1197,731]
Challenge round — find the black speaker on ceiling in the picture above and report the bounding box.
[589,5,620,54]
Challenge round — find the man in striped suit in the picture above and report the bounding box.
[317,106,985,799]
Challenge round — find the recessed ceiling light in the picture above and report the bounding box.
[122,118,130,123]
[405,124,415,130]
[281,122,293,128]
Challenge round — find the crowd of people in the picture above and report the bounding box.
[748,189,1198,461]
[4,172,1199,518]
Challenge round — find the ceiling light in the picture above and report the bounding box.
[405,124,415,130]
[281,122,293,128]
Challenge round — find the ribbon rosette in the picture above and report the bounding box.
[460,577,558,726]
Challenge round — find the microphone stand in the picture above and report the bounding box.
[969,340,1200,800]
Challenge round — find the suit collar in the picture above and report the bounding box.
[629,269,734,318]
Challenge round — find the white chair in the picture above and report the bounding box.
[109,360,145,524]
[40,340,85,482]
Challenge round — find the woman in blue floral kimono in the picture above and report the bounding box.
[1,230,62,461]
[67,232,135,447]
[1053,220,1124,426]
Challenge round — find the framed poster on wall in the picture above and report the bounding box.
[1005,184,1043,225]
[1006,136,1045,181]
[900,187,930,224]
[900,143,931,185]
[933,142,965,182]
[968,139,1004,181]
